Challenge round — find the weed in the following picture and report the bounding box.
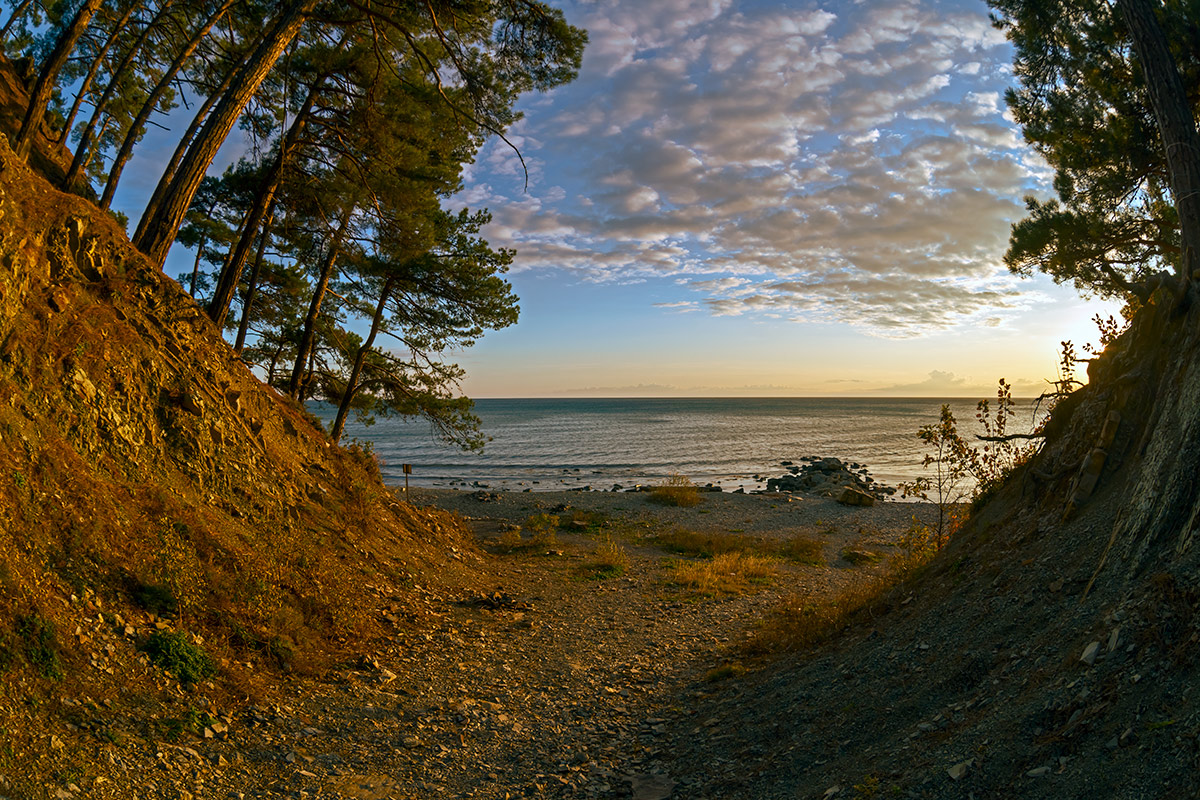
[649,474,701,507]
[780,535,824,565]
[16,612,62,681]
[747,547,934,655]
[852,776,881,799]
[140,630,216,685]
[669,552,777,596]
[581,536,629,579]
[132,581,178,617]
[704,662,747,682]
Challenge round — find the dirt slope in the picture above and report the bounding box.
[0,124,476,796]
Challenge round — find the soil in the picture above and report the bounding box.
[7,490,937,799]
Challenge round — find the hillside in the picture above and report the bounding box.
[0,128,482,795]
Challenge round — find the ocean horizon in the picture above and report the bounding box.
[310,396,1047,495]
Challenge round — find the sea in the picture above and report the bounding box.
[310,397,1046,494]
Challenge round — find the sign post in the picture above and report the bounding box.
[402,463,412,495]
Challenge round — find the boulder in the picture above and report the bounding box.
[836,487,875,507]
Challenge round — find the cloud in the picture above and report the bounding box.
[460,0,1041,335]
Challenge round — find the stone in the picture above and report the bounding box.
[1080,641,1101,666]
[836,487,875,507]
[1026,766,1051,777]
[49,287,71,312]
[947,759,973,780]
[625,774,676,800]
[181,390,204,416]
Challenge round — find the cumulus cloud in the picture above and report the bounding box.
[460,0,1042,335]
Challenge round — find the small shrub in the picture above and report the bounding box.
[669,552,777,596]
[582,536,630,579]
[649,474,701,507]
[132,582,178,616]
[780,535,825,565]
[16,613,62,681]
[141,630,216,685]
[704,662,747,682]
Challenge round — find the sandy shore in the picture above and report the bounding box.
[407,486,937,541]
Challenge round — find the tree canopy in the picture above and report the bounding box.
[1,0,586,446]
[987,0,1199,301]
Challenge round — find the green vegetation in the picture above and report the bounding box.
[15,613,62,681]
[579,536,630,579]
[140,630,216,685]
[986,0,1200,303]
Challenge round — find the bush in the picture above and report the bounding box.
[141,630,216,685]
[648,474,701,507]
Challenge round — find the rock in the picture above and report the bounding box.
[1080,641,1101,666]
[837,487,875,507]
[1107,626,1121,652]
[180,390,204,416]
[1026,766,1051,777]
[625,774,676,800]
[49,287,71,312]
[947,759,973,780]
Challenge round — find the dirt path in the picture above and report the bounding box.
[126,492,919,800]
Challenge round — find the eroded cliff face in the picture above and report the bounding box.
[0,132,467,705]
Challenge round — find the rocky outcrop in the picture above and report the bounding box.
[765,456,895,501]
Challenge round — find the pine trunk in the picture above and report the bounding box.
[133,0,317,267]
[101,0,235,210]
[13,0,105,160]
[57,3,137,148]
[1115,0,1200,283]
[233,202,278,353]
[63,3,167,192]
[209,83,319,328]
[0,0,37,40]
[288,211,351,399]
[331,278,396,442]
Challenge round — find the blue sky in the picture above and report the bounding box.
[443,0,1121,397]
[122,0,1121,399]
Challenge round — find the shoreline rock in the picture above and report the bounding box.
[765,455,896,501]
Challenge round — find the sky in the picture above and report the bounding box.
[119,0,1124,399]
[441,0,1122,398]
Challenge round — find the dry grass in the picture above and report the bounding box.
[654,528,756,557]
[779,534,825,565]
[648,474,702,507]
[669,552,778,596]
[746,540,935,655]
[579,535,631,579]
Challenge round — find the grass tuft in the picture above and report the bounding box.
[579,535,631,579]
[648,474,702,507]
[780,535,825,565]
[669,552,777,596]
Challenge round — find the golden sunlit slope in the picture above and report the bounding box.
[0,129,469,703]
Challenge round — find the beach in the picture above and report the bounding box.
[409,486,937,545]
